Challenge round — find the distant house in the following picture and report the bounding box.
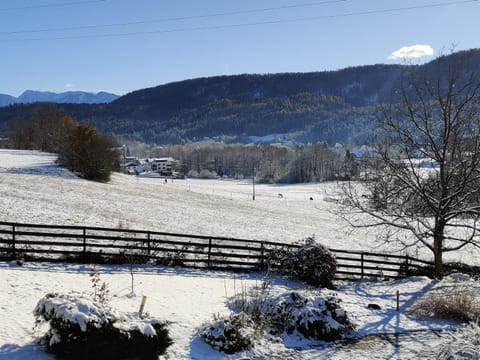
[122,156,141,174]
[149,157,177,176]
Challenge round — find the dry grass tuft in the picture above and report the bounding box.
[409,288,480,323]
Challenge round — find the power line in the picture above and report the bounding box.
[0,0,107,12]
[0,0,477,42]
[0,0,347,35]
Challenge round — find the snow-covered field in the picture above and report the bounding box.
[0,149,475,262]
[0,150,352,247]
[0,150,478,359]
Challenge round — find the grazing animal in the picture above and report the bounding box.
[278,193,284,198]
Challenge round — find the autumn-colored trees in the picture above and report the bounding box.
[13,105,119,181]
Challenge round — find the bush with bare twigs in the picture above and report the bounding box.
[409,289,480,323]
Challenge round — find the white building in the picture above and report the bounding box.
[149,157,176,176]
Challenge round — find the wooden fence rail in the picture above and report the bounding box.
[0,221,434,279]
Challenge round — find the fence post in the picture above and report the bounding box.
[404,254,409,276]
[12,224,16,259]
[361,253,364,279]
[260,242,265,271]
[207,238,212,267]
[147,232,151,257]
[82,227,86,255]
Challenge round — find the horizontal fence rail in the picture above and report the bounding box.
[0,221,434,280]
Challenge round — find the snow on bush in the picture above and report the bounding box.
[267,237,337,288]
[437,322,480,360]
[34,293,172,360]
[235,289,353,341]
[35,293,108,333]
[200,288,353,355]
[198,313,256,354]
[187,169,218,179]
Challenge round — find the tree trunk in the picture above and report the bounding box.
[433,243,443,279]
[433,224,445,279]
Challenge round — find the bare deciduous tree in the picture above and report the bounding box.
[342,52,480,278]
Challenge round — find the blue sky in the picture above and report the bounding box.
[1,0,478,96]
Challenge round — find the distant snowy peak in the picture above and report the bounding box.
[0,90,119,106]
[18,90,119,104]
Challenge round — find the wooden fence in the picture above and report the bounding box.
[0,221,433,279]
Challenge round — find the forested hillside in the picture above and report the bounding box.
[1,49,478,145]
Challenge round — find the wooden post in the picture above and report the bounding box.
[396,290,400,311]
[207,238,212,267]
[147,232,151,257]
[82,227,87,255]
[404,254,409,276]
[12,224,16,258]
[139,295,147,318]
[260,242,265,271]
[361,253,364,279]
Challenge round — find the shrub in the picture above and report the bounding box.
[267,237,337,288]
[406,262,480,279]
[34,293,172,360]
[59,123,119,182]
[437,322,480,360]
[187,169,218,179]
[408,289,480,323]
[198,313,255,354]
[231,289,353,342]
[201,287,353,354]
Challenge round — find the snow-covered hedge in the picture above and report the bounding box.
[437,322,480,360]
[198,313,255,354]
[34,293,172,360]
[267,237,337,288]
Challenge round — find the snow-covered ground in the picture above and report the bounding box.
[0,149,475,263]
[0,150,351,248]
[0,150,478,359]
[0,262,468,360]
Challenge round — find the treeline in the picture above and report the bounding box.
[126,141,358,183]
[1,51,480,147]
[0,93,375,146]
[13,105,119,181]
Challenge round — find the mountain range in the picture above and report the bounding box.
[0,49,479,146]
[0,90,119,106]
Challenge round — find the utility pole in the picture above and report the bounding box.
[122,144,126,173]
[252,166,256,201]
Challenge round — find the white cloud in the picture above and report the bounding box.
[388,45,434,60]
[64,83,76,89]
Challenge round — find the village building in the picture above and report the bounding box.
[148,157,177,176]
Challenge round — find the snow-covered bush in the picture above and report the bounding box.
[34,293,172,360]
[437,322,480,360]
[409,289,480,323]
[233,290,353,341]
[198,313,255,354]
[201,286,353,354]
[267,237,337,288]
[187,169,218,179]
